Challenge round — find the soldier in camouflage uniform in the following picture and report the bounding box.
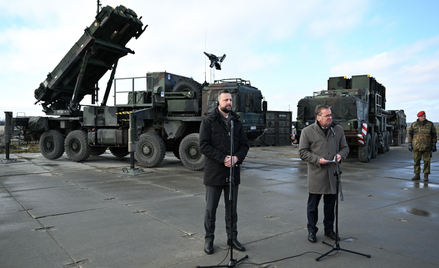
[408,111,437,181]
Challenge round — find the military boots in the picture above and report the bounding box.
[411,174,420,180]
[424,174,429,182]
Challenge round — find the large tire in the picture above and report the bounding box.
[109,147,129,158]
[371,132,379,159]
[179,133,206,171]
[90,146,107,156]
[172,79,202,98]
[65,130,91,162]
[358,133,372,163]
[135,132,166,168]
[39,130,64,159]
[172,79,203,114]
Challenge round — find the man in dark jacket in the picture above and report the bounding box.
[299,105,349,244]
[199,89,249,255]
[408,111,437,181]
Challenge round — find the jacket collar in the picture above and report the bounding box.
[313,121,330,137]
[208,107,240,121]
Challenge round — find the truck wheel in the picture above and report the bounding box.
[39,130,65,159]
[135,132,165,167]
[378,132,386,154]
[65,130,91,162]
[358,133,372,163]
[172,79,202,98]
[179,133,206,171]
[90,146,107,156]
[109,147,129,158]
[172,79,202,113]
[371,132,379,159]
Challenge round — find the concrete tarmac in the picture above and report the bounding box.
[1,144,438,268]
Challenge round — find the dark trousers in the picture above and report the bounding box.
[307,193,336,234]
[204,185,239,241]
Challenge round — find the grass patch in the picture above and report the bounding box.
[0,142,41,154]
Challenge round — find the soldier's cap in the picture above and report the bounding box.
[417,111,425,117]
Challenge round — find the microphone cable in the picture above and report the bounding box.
[211,249,340,267]
[253,249,339,266]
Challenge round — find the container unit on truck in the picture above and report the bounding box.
[388,109,407,146]
[296,74,393,163]
[250,111,292,146]
[13,5,266,170]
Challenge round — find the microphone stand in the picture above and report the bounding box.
[316,127,371,261]
[197,118,248,268]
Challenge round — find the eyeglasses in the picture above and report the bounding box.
[320,114,332,118]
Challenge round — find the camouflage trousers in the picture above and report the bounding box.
[413,151,432,174]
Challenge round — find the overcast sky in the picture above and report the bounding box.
[1,0,438,123]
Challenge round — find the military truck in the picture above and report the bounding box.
[296,74,393,163]
[13,5,266,171]
[388,109,407,146]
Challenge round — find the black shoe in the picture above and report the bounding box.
[325,231,340,241]
[204,240,214,255]
[308,233,317,243]
[227,239,246,251]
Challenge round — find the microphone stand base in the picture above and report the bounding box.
[197,255,248,268]
[316,241,371,261]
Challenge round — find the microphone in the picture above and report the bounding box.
[228,115,235,127]
[329,124,336,136]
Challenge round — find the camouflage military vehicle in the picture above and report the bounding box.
[109,73,265,170]
[201,78,266,142]
[296,75,394,163]
[388,110,407,146]
[14,5,266,170]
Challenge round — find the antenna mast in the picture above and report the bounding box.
[97,0,102,15]
[93,0,102,104]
